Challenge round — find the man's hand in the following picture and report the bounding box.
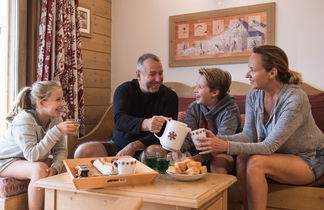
[177,111,186,122]
[141,116,170,133]
[116,141,145,157]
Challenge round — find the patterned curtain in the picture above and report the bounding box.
[37,0,85,135]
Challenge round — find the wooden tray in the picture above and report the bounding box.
[63,156,158,189]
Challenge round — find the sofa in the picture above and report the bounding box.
[67,81,324,210]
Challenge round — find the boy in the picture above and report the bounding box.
[183,68,241,173]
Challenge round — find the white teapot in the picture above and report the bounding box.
[154,120,191,151]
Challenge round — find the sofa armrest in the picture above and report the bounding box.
[67,105,114,158]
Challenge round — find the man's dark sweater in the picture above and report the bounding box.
[112,79,178,148]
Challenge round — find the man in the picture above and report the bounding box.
[74,53,178,159]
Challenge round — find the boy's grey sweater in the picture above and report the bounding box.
[221,84,324,156]
[182,94,241,151]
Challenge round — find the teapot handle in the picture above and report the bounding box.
[153,119,171,139]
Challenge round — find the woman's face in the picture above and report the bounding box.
[246,53,271,89]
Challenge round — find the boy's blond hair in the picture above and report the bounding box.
[198,68,231,99]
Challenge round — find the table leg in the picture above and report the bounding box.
[44,189,56,210]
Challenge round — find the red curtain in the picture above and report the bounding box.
[37,0,85,135]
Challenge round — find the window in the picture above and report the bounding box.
[0,0,9,132]
[0,0,18,132]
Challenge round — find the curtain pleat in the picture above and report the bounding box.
[37,0,85,135]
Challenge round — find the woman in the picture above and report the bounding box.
[194,45,324,210]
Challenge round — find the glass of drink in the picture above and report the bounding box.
[66,119,80,136]
[156,153,172,174]
[144,152,158,171]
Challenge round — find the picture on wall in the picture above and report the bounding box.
[78,6,91,37]
[169,2,275,67]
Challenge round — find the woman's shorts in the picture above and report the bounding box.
[297,148,324,180]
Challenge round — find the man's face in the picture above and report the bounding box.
[137,59,163,93]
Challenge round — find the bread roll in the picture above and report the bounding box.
[185,167,200,175]
[187,161,201,168]
[175,161,187,172]
[200,165,207,174]
[168,166,182,174]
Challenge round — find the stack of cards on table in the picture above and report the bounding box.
[168,159,207,175]
[93,158,118,175]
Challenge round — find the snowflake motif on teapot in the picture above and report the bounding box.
[168,131,177,141]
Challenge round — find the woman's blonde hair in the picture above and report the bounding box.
[253,45,302,85]
[198,68,232,100]
[6,80,62,122]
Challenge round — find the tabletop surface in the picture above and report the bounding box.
[35,172,237,207]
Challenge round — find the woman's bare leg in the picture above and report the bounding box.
[0,160,50,210]
[246,154,314,210]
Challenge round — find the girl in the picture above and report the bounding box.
[0,81,78,210]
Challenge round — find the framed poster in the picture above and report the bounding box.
[169,2,275,67]
[78,6,91,37]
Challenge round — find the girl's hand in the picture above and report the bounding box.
[194,130,228,154]
[46,167,58,176]
[56,121,79,135]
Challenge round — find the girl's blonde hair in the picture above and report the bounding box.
[6,80,62,122]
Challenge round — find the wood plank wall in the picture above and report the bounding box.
[79,0,112,133]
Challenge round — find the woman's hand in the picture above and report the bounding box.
[194,129,229,154]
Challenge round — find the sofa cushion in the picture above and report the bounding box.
[178,97,195,112]
[179,93,324,133]
[0,176,29,198]
[233,95,246,114]
[308,93,324,133]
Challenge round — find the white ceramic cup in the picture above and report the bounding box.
[190,128,207,146]
[113,158,137,175]
[154,120,191,152]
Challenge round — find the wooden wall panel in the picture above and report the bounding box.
[84,87,110,106]
[81,34,110,53]
[92,15,111,36]
[82,50,110,70]
[79,0,111,133]
[83,69,110,88]
[79,0,111,19]
[85,105,108,124]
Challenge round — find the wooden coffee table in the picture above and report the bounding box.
[35,172,236,210]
